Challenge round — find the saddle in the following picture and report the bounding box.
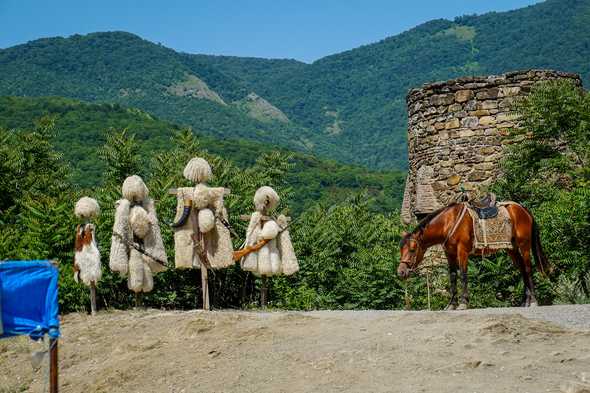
[469,193,498,219]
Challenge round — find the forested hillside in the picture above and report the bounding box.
[0,96,404,214]
[1,0,588,169]
[1,80,587,313]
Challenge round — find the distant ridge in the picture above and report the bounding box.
[0,0,588,169]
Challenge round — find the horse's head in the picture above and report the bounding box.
[397,230,425,279]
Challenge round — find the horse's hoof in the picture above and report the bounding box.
[445,304,457,311]
[457,303,468,310]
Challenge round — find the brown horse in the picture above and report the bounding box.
[397,202,549,309]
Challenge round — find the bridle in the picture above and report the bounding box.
[399,235,422,273]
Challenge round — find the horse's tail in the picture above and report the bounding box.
[531,218,551,276]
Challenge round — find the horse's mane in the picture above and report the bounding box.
[400,203,458,246]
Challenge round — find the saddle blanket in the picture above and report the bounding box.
[467,204,513,251]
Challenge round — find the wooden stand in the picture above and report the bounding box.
[89,282,97,316]
[134,292,143,309]
[260,276,269,308]
[201,266,210,311]
[169,187,229,312]
[49,338,58,393]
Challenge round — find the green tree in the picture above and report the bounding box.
[494,80,590,303]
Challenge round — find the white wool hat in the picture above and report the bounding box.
[254,186,280,212]
[122,175,149,202]
[183,157,212,183]
[74,197,100,219]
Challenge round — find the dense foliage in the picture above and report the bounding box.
[0,119,413,313]
[493,80,590,303]
[1,0,589,169]
[0,96,405,214]
[1,80,588,313]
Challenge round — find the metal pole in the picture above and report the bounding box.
[49,338,58,393]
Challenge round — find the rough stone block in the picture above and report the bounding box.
[445,118,460,129]
[448,103,463,112]
[470,109,490,117]
[455,90,474,103]
[499,86,521,97]
[480,100,499,110]
[475,162,495,171]
[497,122,515,129]
[468,171,488,181]
[465,100,477,111]
[454,163,470,173]
[461,117,479,128]
[447,175,461,186]
[476,88,499,100]
[458,129,476,138]
[480,146,496,155]
[479,116,497,126]
[430,94,455,106]
[432,181,447,191]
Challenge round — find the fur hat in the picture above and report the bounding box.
[74,197,100,219]
[183,157,212,183]
[122,175,149,203]
[254,186,280,212]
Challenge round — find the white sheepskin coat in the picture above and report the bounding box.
[173,186,233,270]
[241,213,299,277]
[109,177,167,293]
[241,186,298,277]
[74,223,102,286]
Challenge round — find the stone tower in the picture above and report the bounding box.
[401,69,582,224]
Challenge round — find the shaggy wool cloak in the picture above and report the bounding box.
[74,223,101,286]
[241,213,299,277]
[109,198,168,293]
[74,197,102,286]
[173,186,233,269]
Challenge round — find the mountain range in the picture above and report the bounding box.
[1,0,589,169]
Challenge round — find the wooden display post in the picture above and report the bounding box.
[201,264,210,311]
[49,338,58,393]
[168,188,230,311]
[239,214,291,309]
[134,292,143,309]
[50,260,59,392]
[260,276,269,308]
[89,282,97,316]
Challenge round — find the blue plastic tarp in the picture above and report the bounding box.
[0,260,60,340]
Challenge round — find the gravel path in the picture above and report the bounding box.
[2,305,590,392]
[305,304,590,330]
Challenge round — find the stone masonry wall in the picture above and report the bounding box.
[401,69,582,224]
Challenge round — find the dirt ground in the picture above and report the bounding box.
[1,306,589,393]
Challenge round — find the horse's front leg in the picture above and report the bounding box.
[457,247,470,310]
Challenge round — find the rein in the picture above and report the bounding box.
[401,203,468,272]
[443,203,468,246]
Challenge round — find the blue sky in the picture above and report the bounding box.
[1,0,542,63]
